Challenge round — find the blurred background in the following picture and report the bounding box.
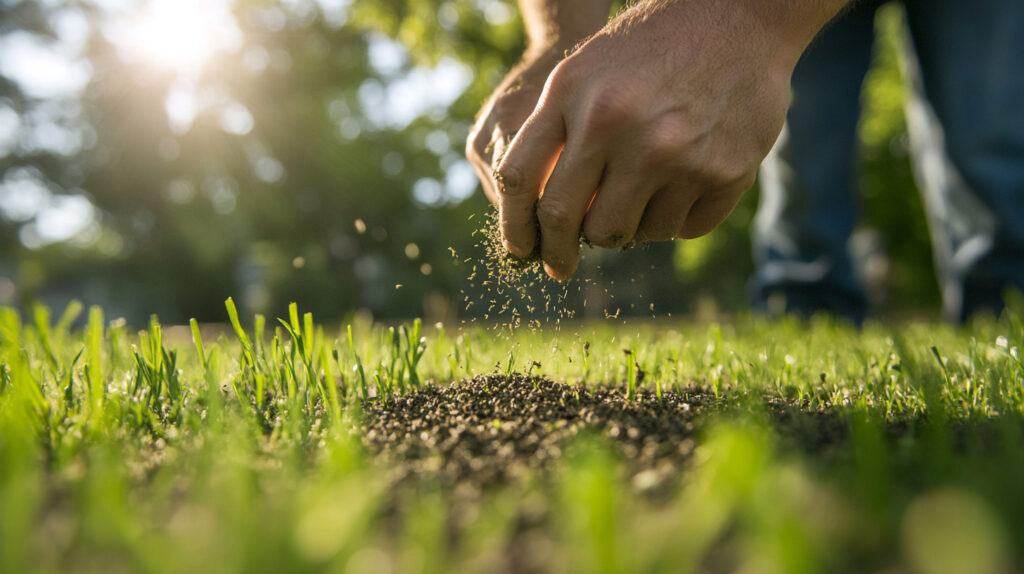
[0,0,937,324]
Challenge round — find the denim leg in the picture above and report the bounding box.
[904,0,1024,321]
[751,2,880,323]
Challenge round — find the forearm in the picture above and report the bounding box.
[519,0,613,54]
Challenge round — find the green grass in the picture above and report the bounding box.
[2,297,1024,573]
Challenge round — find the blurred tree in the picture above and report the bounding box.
[3,0,502,322]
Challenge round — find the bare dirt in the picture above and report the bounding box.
[361,373,719,494]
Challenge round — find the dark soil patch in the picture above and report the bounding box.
[362,373,718,493]
[364,374,1012,494]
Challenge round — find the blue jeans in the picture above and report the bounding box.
[751,0,1024,323]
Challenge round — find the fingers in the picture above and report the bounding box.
[632,184,744,243]
[535,142,606,280]
[495,107,566,259]
[634,187,697,242]
[470,162,497,203]
[676,190,744,239]
[581,165,659,249]
[580,178,736,247]
[489,127,511,172]
[467,122,510,204]
[467,123,497,202]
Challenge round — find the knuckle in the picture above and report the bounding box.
[494,165,522,196]
[489,99,508,117]
[468,132,489,160]
[734,172,757,192]
[678,201,730,239]
[737,167,758,190]
[635,211,681,242]
[546,59,580,93]
[714,164,757,190]
[536,199,576,232]
[580,88,638,131]
[488,103,516,131]
[642,117,686,164]
[682,158,752,191]
[583,220,628,248]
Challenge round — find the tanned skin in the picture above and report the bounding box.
[466,0,851,280]
[466,0,612,203]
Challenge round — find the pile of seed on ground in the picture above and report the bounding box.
[362,374,716,492]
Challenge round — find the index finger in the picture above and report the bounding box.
[469,126,507,204]
[494,107,565,259]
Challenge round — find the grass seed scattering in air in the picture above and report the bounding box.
[460,208,579,330]
[459,207,659,330]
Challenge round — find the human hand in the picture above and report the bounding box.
[494,0,845,280]
[467,0,611,204]
[466,49,566,204]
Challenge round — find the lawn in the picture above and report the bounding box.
[1,298,1023,573]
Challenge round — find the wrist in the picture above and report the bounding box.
[520,0,611,57]
[524,26,601,59]
[523,39,576,63]
[738,0,851,69]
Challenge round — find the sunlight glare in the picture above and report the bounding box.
[123,0,240,72]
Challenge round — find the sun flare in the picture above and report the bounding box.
[122,0,240,72]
